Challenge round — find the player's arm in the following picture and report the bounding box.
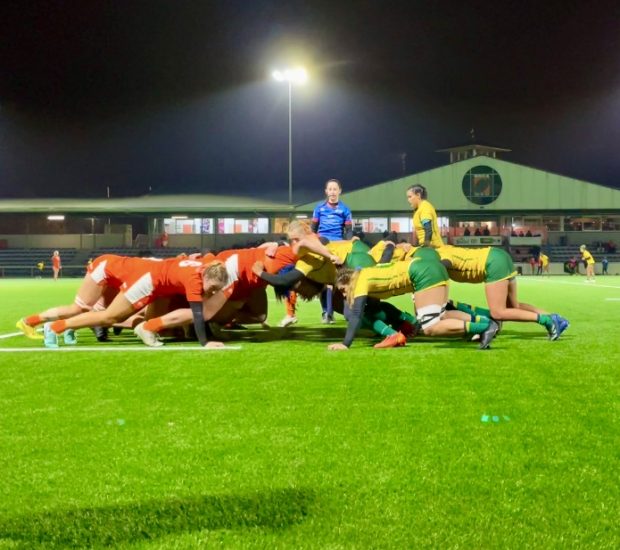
[329,295,367,350]
[342,207,353,239]
[253,261,304,287]
[421,219,433,247]
[296,236,341,265]
[189,301,216,346]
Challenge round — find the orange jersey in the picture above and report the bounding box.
[90,255,205,309]
[216,246,297,300]
[52,255,61,269]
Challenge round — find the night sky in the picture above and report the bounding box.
[1,0,619,204]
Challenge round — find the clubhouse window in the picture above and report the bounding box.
[389,217,412,233]
[353,217,388,234]
[542,216,561,232]
[217,218,269,234]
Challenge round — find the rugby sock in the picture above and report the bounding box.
[50,320,67,334]
[465,317,491,335]
[451,300,475,316]
[326,286,333,316]
[372,319,396,337]
[473,305,492,318]
[398,311,417,324]
[285,292,297,316]
[453,301,492,320]
[536,314,553,330]
[144,318,164,333]
[25,315,42,327]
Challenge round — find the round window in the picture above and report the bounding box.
[462,166,502,205]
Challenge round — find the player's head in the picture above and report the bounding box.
[287,220,312,243]
[406,184,427,208]
[579,244,586,252]
[202,261,228,297]
[325,179,342,204]
[53,250,59,256]
[335,266,360,306]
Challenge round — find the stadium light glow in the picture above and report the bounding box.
[47,215,65,221]
[271,66,309,205]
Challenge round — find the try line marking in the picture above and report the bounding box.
[0,345,242,352]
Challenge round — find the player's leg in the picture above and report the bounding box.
[280,291,298,327]
[417,285,498,348]
[17,276,104,339]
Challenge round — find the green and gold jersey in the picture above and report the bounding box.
[325,240,354,263]
[353,261,413,300]
[413,199,444,248]
[295,252,337,284]
[438,245,491,283]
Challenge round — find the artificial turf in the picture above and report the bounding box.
[0,276,618,548]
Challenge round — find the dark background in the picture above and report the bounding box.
[1,0,618,203]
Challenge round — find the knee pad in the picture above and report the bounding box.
[416,303,447,330]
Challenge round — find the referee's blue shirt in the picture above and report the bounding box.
[312,201,353,241]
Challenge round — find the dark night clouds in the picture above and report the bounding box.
[0,0,619,202]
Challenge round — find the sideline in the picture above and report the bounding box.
[0,345,242,352]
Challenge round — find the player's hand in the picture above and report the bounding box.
[264,244,278,258]
[204,341,225,349]
[252,261,265,276]
[330,254,343,266]
[399,242,412,252]
[328,343,348,351]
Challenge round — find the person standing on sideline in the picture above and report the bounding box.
[580,245,596,282]
[312,179,353,323]
[51,250,61,280]
[602,256,609,275]
[406,184,445,249]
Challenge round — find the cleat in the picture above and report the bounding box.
[374,332,406,349]
[91,326,109,342]
[63,329,77,345]
[43,322,59,349]
[322,313,335,324]
[479,320,499,350]
[133,322,164,347]
[16,318,43,340]
[548,315,562,341]
[279,315,298,328]
[260,322,270,329]
[399,320,419,338]
[112,326,123,336]
[551,314,570,337]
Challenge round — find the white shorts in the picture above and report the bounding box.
[416,303,447,330]
[123,272,156,310]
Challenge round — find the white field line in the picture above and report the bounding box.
[604,298,620,301]
[517,278,620,290]
[0,331,26,340]
[0,345,241,352]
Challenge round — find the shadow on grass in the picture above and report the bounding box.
[0,488,315,547]
[215,325,346,343]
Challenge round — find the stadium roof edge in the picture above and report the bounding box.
[0,194,296,214]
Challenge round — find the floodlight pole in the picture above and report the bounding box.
[288,80,293,205]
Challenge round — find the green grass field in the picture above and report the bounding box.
[1,276,619,548]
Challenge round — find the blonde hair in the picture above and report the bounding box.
[287,220,313,240]
[335,267,361,307]
[202,261,229,289]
